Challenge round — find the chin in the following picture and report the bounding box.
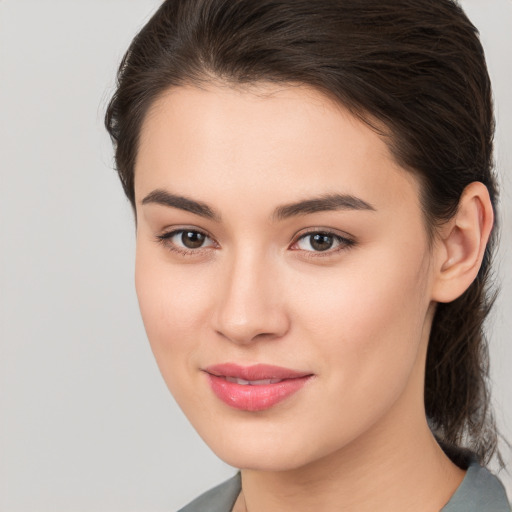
[194,418,349,473]
[212,442,314,472]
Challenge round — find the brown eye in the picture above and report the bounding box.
[293,231,354,253]
[157,229,216,253]
[309,233,334,251]
[181,230,207,249]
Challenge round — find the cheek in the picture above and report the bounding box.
[134,245,212,372]
[292,244,431,400]
[134,249,219,420]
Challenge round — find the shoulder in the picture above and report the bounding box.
[442,460,511,512]
[178,473,241,512]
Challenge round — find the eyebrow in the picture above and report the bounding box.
[141,189,375,222]
[141,189,220,221]
[273,193,375,221]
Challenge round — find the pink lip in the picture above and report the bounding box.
[204,363,313,412]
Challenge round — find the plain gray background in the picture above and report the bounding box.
[0,1,510,510]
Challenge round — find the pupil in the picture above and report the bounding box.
[182,231,205,249]
[311,233,333,251]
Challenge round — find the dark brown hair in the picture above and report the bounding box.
[105,0,502,465]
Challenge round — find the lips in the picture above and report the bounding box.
[204,363,313,411]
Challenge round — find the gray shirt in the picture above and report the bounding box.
[178,461,511,512]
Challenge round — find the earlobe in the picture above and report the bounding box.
[432,182,494,303]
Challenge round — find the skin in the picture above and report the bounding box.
[133,83,493,511]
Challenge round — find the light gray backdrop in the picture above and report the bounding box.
[0,1,510,510]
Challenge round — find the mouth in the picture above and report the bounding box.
[203,363,314,411]
[224,377,284,385]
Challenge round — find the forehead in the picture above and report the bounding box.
[134,82,421,213]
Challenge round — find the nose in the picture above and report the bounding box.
[212,250,290,345]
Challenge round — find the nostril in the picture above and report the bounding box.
[214,317,290,345]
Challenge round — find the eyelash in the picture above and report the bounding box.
[155,228,355,258]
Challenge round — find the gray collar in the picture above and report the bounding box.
[441,461,510,511]
[178,461,510,512]
[178,472,241,512]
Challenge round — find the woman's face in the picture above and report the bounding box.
[134,83,437,471]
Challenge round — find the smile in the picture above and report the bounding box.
[204,363,313,412]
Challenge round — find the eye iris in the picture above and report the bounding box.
[181,231,206,249]
[310,233,334,251]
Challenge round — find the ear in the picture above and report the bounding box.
[431,182,494,303]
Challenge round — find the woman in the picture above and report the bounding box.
[105,0,510,510]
